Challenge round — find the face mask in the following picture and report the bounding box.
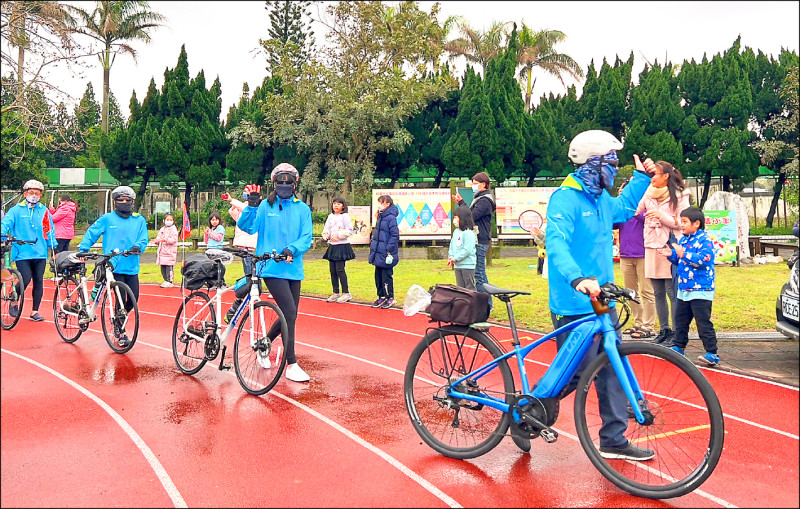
[115,202,133,217]
[471,184,481,194]
[25,195,40,205]
[275,183,294,199]
[599,163,619,190]
[165,221,174,227]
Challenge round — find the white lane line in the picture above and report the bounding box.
[36,295,800,441]
[0,348,187,509]
[19,313,461,508]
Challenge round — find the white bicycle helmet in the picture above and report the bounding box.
[568,130,624,164]
[111,185,136,201]
[23,179,45,192]
[270,163,299,182]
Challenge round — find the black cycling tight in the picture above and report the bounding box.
[15,258,46,312]
[263,278,301,365]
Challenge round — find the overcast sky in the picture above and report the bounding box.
[42,1,800,119]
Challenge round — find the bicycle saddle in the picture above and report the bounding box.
[482,283,530,297]
[205,250,234,265]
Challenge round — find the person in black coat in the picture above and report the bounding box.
[369,195,400,309]
[454,171,496,309]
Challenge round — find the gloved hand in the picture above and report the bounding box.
[281,247,293,258]
[129,246,141,255]
[244,184,261,207]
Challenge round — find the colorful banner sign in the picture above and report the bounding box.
[371,189,452,237]
[347,206,371,245]
[495,187,558,237]
[704,209,738,263]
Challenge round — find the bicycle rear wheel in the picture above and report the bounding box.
[171,291,212,375]
[233,301,288,395]
[404,326,514,459]
[574,342,724,499]
[100,281,139,354]
[53,276,85,343]
[1,268,24,330]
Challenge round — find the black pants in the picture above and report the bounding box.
[263,278,301,365]
[160,265,174,282]
[112,273,140,312]
[15,258,46,312]
[54,238,72,254]
[329,260,349,293]
[374,266,394,298]
[671,298,718,354]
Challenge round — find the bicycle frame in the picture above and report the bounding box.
[58,259,126,326]
[444,308,650,425]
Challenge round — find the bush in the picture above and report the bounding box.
[749,225,796,236]
[311,211,328,224]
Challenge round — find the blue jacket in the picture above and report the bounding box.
[369,205,400,268]
[545,171,651,316]
[666,229,716,292]
[448,228,477,269]
[237,196,312,280]
[0,202,56,261]
[78,212,149,275]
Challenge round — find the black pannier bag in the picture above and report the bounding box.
[427,284,490,325]
[182,254,225,290]
[52,251,83,275]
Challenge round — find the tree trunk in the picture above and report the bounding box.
[184,182,193,213]
[524,68,534,113]
[134,169,152,212]
[722,174,732,192]
[100,45,111,169]
[433,164,446,187]
[765,171,786,228]
[700,170,712,208]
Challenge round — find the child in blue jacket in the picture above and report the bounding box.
[0,179,56,321]
[78,186,148,346]
[447,206,477,290]
[657,207,719,366]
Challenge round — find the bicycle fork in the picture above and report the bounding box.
[602,330,651,425]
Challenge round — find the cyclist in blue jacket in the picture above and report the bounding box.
[237,163,313,383]
[0,179,56,321]
[539,130,656,460]
[78,186,148,345]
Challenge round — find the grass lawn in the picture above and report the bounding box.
[43,253,788,334]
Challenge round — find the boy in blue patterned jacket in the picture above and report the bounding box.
[657,207,720,366]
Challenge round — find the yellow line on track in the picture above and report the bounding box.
[630,424,711,443]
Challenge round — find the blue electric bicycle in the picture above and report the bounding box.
[403,282,724,499]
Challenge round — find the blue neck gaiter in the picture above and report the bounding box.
[575,151,619,197]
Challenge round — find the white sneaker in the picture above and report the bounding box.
[326,293,340,302]
[336,293,352,303]
[160,281,172,288]
[285,362,310,382]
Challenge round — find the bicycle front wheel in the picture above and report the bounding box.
[53,276,85,343]
[233,301,288,395]
[1,268,24,330]
[574,342,724,499]
[404,327,514,459]
[100,281,139,354]
[171,291,212,375]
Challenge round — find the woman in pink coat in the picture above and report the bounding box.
[154,213,179,288]
[636,161,691,346]
[49,194,78,254]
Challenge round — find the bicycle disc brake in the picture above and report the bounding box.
[510,394,560,443]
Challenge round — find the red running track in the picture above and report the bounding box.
[2,281,798,508]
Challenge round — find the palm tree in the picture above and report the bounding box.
[72,1,166,136]
[516,23,584,111]
[442,20,511,75]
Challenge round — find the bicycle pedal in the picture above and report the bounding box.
[219,364,232,371]
[540,429,558,443]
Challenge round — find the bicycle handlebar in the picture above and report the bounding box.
[222,246,288,263]
[74,249,137,262]
[0,236,38,246]
[597,282,639,304]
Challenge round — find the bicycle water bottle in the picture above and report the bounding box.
[533,320,599,399]
[3,250,10,269]
[90,284,99,301]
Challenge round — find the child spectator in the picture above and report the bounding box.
[322,196,355,303]
[447,206,477,290]
[204,212,225,250]
[369,195,399,309]
[154,213,178,288]
[657,207,720,366]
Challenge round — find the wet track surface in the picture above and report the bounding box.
[2,282,798,508]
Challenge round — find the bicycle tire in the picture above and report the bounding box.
[574,342,724,499]
[171,291,212,375]
[53,276,85,343]
[100,281,139,354]
[404,326,515,459]
[233,301,288,395]
[1,268,24,330]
